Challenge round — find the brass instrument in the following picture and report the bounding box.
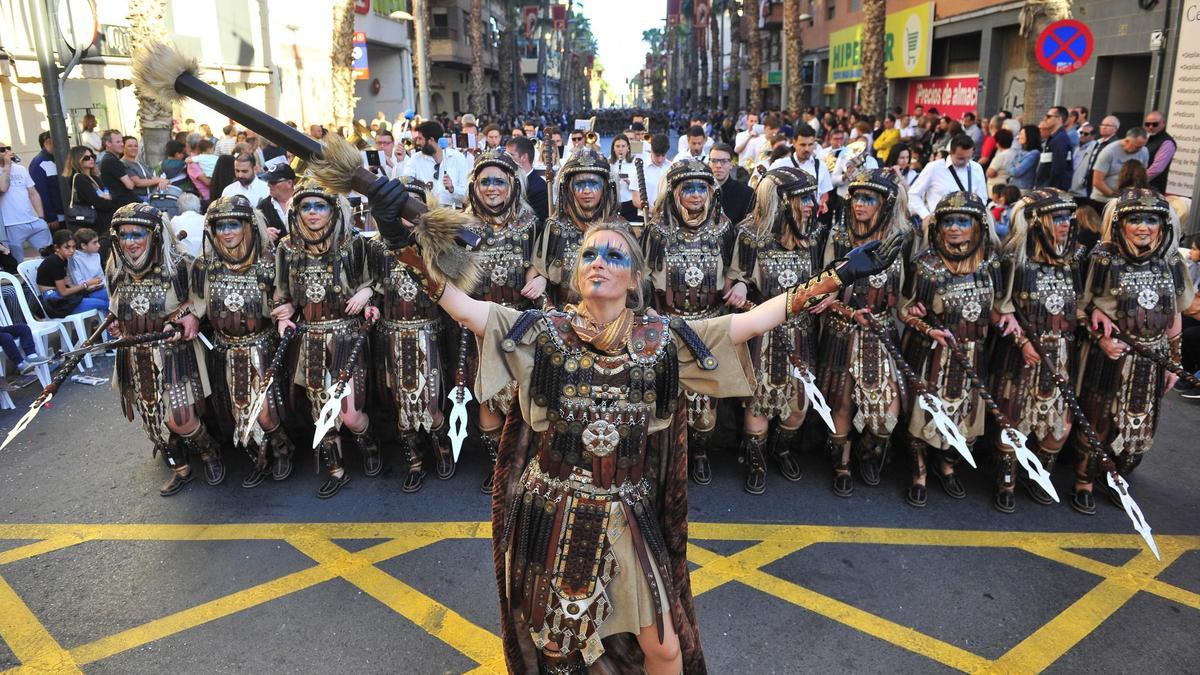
[824,138,868,174]
[585,131,599,145]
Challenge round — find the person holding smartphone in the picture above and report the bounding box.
[609,136,639,222]
[0,142,52,262]
[400,121,469,208]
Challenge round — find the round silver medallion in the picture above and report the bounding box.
[581,419,620,457]
[1043,292,1065,315]
[223,291,245,313]
[129,294,150,316]
[684,265,704,288]
[490,265,508,285]
[961,300,983,323]
[305,283,326,303]
[1137,287,1158,310]
[777,269,799,288]
[868,271,888,288]
[397,275,419,302]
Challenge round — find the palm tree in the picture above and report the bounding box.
[746,0,762,113]
[643,27,665,107]
[859,0,886,119]
[710,0,722,109]
[127,0,171,166]
[783,0,803,114]
[536,0,548,111]
[469,0,487,113]
[726,0,742,115]
[331,0,356,132]
[1020,0,1072,117]
[498,2,515,114]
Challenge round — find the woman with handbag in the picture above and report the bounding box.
[65,145,115,233]
[35,229,108,317]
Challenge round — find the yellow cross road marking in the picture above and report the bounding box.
[0,522,1196,674]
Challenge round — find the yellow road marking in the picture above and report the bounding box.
[988,547,1185,673]
[0,523,1196,674]
[743,567,994,672]
[66,537,436,667]
[0,573,82,674]
[288,537,502,666]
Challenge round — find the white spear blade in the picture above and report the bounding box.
[918,393,975,468]
[311,383,351,449]
[1001,427,1060,503]
[0,396,52,452]
[793,366,836,434]
[1106,472,1160,560]
[238,376,273,447]
[446,384,473,463]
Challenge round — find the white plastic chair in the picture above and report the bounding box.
[16,259,100,369]
[0,301,19,409]
[0,272,76,388]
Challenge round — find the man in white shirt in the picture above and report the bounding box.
[675,116,713,158]
[221,153,270,204]
[0,143,51,262]
[672,126,710,165]
[907,134,988,220]
[401,121,470,208]
[768,125,833,210]
[734,113,761,159]
[632,134,671,211]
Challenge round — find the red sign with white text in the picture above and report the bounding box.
[907,75,979,119]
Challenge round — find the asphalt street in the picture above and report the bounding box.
[0,352,1197,674]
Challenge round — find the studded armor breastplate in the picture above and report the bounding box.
[912,251,1000,340]
[831,225,901,314]
[514,312,683,490]
[542,217,588,304]
[1012,259,1078,335]
[646,218,731,316]
[473,209,537,307]
[379,255,438,321]
[282,237,361,322]
[203,260,274,337]
[114,273,172,335]
[1095,246,1180,340]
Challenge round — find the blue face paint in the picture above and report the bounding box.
[213,219,244,233]
[579,242,632,269]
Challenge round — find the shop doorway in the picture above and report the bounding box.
[1094,54,1152,131]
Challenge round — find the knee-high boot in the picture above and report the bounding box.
[688,427,714,485]
[400,431,426,493]
[739,431,768,495]
[181,421,225,486]
[829,433,852,497]
[771,425,803,482]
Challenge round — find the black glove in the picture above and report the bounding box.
[833,238,900,287]
[367,177,411,248]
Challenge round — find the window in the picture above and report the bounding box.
[849,0,860,12]
[806,0,815,25]
[432,10,448,27]
[463,10,471,45]
[827,0,835,20]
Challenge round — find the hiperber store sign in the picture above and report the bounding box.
[828,1,934,84]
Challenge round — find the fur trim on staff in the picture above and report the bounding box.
[307,134,364,196]
[412,209,481,293]
[131,42,199,104]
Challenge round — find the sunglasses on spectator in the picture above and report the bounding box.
[1079,131,1092,137]
[82,154,95,160]
[1144,121,1162,128]
[570,136,584,142]
[0,147,10,153]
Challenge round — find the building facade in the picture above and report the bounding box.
[0,0,335,157]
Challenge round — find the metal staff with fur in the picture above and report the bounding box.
[1086,310,1200,389]
[130,41,479,250]
[239,324,302,447]
[312,315,378,448]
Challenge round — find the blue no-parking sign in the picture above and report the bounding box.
[1035,19,1093,75]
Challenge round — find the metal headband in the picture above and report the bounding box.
[1113,188,1170,220]
[933,191,987,220]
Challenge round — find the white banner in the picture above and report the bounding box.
[1166,9,1200,196]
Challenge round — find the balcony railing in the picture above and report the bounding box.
[430,26,458,40]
